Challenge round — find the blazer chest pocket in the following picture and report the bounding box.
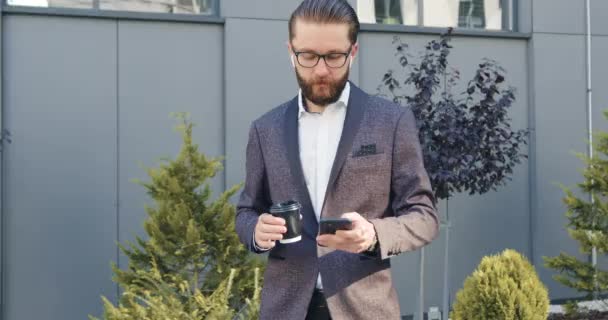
[348,151,388,169]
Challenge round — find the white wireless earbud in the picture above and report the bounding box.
[291,55,296,68]
[349,57,353,68]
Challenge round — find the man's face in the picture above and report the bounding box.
[289,19,358,107]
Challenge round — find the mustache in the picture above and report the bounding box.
[311,78,330,84]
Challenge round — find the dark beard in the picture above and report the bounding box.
[295,68,350,107]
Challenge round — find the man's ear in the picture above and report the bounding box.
[349,42,359,68]
[287,41,295,68]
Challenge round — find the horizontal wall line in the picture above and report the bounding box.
[2,5,224,24]
[361,23,532,39]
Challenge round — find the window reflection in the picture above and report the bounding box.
[101,0,213,14]
[458,0,486,28]
[375,0,402,24]
[358,0,511,31]
[6,0,215,15]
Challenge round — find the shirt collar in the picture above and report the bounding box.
[298,81,351,119]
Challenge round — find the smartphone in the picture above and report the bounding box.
[319,218,353,235]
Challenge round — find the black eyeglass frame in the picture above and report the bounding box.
[291,47,353,68]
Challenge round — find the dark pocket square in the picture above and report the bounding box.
[353,144,378,157]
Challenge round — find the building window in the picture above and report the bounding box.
[6,0,217,15]
[374,0,403,24]
[358,0,514,31]
[458,0,486,29]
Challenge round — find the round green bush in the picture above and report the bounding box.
[450,249,549,320]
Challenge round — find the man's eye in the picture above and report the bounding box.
[299,53,318,60]
[326,53,344,61]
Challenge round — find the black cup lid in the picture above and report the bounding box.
[270,200,301,213]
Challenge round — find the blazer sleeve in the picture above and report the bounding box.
[235,121,271,254]
[369,107,440,260]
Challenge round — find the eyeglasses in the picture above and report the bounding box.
[292,47,352,68]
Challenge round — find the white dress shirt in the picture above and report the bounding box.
[298,82,350,289]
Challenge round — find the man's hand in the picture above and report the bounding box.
[254,213,286,250]
[316,212,376,253]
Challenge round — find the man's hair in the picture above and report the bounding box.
[289,0,360,45]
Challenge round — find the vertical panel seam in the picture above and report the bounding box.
[526,35,536,265]
[527,0,536,266]
[115,18,120,302]
[0,5,5,320]
[222,21,227,192]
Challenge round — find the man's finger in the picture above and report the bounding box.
[316,234,330,244]
[317,234,348,247]
[258,232,283,241]
[340,212,363,221]
[260,214,286,225]
[319,239,360,253]
[260,224,287,234]
[256,239,276,250]
[336,228,365,240]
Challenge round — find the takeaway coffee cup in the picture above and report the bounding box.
[269,200,302,244]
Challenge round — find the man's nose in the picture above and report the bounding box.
[313,58,330,76]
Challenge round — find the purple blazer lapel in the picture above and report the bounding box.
[320,83,368,214]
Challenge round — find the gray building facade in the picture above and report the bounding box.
[1,0,607,319]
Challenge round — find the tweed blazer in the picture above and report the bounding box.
[235,82,439,320]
